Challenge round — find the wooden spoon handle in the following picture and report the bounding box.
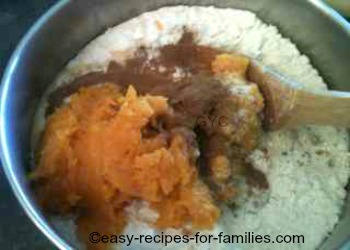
[286,90,350,128]
[248,61,350,130]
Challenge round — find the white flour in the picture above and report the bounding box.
[37,6,350,250]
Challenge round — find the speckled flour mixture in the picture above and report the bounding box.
[35,6,350,250]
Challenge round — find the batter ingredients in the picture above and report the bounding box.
[31,6,350,250]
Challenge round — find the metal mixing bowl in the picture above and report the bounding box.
[0,0,349,249]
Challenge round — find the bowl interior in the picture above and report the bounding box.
[0,0,349,249]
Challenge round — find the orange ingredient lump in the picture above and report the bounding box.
[31,83,219,248]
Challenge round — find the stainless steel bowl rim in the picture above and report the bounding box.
[0,1,349,250]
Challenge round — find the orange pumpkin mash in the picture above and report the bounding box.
[31,84,219,249]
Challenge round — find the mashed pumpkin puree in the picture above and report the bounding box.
[32,84,219,249]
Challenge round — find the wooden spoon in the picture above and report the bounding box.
[247,60,350,130]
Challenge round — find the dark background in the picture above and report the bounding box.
[0,0,348,250]
[0,1,57,249]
